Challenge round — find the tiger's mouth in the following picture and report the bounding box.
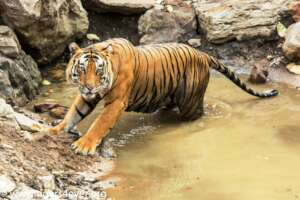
[82,92,97,100]
[79,85,99,98]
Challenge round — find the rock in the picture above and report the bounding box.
[0,175,16,196]
[83,0,155,15]
[0,98,15,119]
[283,22,300,60]
[92,177,119,191]
[49,107,68,119]
[0,26,41,106]
[34,103,68,119]
[249,60,269,84]
[8,184,42,200]
[0,54,41,106]
[0,98,19,128]
[37,175,56,191]
[34,103,63,113]
[0,26,22,58]
[0,0,89,64]
[194,0,293,44]
[138,5,197,44]
[286,63,300,74]
[187,38,201,48]
[165,0,188,7]
[100,138,117,158]
[289,2,300,22]
[41,191,60,200]
[14,112,45,132]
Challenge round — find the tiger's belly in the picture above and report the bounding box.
[126,89,172,113]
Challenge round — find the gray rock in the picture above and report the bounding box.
[194,0,294,44]
[84,0,155,14]
[8,184,42,200]
[0,54,41,106]
[0,0,89,64]
[41,191,60,200]
[283,22,300,60]
[0,26,41,106]
[187,38,201,48]
[0,175,16,196]
[92,177,119,190]
[138,4,197,44]
[0,98,15,119]
[0,26,22,59]
[249,60,269,84]
[14,112,45,133]
[37,175,56,191]
[0,98,19,128]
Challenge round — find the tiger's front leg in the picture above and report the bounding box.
[71,99,126,155]
[49,94,99,136]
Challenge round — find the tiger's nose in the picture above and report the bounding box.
[85,84,93,91]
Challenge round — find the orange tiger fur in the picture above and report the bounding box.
[48,38,278,155]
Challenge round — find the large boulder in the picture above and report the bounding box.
[0,0,89,64]
[194,0,294,44]
[83,0,155,15]
[0,26,41,106]
[283,22,300,61]
[138,3,197,44]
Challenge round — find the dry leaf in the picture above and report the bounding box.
[86,33,100,41]
[42,79,51,86]
[276,22,287,38]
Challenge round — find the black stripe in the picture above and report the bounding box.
[153,47,167,101]
[75,106,85,118]
[144,47,157,103]
[134,49,149,104]
[168,45,184,77]
[159,48,174,97]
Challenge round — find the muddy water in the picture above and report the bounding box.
[34,74,300,200]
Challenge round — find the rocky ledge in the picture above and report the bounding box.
[0,26,41,106]
[0,0,89,64]
[83,0,156,15]
[0,98,116,200]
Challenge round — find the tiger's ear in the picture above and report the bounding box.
[103,43,113,54]
[69,42,80,55]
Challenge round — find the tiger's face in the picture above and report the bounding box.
[66,42,114,99]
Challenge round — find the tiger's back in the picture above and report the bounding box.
[126,43,211,120]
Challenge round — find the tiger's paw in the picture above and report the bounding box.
[48,126,63,136]
[71,136,100,155]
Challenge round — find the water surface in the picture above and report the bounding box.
[34,75,300,200]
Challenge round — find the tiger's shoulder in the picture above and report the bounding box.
[89,38,133,48]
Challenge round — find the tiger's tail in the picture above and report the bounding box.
[209,56,278,98]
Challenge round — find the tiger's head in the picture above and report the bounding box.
[66,42,114,99]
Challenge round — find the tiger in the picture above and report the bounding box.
[48,38,278,155]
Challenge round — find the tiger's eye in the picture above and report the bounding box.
[96,66,104,75]
[79,64,85,72]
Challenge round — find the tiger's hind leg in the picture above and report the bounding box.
[177,68,209,121]
[178,97,204,121]
[175,76,209,121]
